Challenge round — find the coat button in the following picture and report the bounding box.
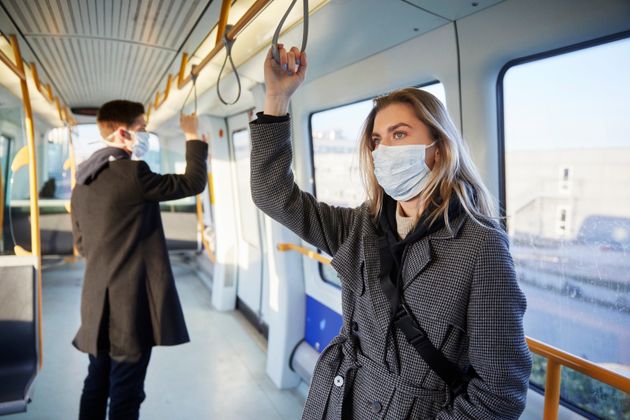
[334,375,344,387]
[351,321,359,332]
[370,400,382,413]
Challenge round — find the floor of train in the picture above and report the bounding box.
[7,254,305,420]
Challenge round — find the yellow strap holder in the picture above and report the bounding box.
[14,245,32,256]
[11,145,30,172]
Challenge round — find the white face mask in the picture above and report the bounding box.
[372,142,435,202]
[103,130,150,158]
[131,132,150,158]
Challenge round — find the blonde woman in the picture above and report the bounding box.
[251,45,532,419]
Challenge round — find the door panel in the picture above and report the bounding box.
[229,113,267,326]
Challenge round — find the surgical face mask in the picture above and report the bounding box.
[103,129,150,158]
[371,142,435,202]
[131,132,150,158]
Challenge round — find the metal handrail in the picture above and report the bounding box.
[29,63,53,103]
[195,181,216,264]
[151,0,273,112]
[277,242,630,420]
[184,0,271,86]
[0,36,74,125]
[10,34,44,369]
[0,45,25,80]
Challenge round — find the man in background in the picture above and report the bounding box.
[71,100,208,419]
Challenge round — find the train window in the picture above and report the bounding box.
[232,128,259,247]
[310,82,446,287]
[500,35,630,417]
[72,124,161,172]
[1,106,30,256]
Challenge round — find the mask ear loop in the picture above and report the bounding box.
[180,64,199,114]
[216,24,241,106]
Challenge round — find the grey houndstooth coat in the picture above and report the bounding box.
[250,118,532,419]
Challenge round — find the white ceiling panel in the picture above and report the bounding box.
[1,0,211,106]
[402,0,506,21]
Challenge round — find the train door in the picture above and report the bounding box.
[228,112,268,331]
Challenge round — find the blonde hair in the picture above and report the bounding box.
[359,87,498,228]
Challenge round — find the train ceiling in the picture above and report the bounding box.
[0,0,504,116]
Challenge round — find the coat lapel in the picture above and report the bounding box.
[401,214,468,289]
[361,234,394,337]
[402,239,432,290]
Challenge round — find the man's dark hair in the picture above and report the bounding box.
[97,100,145,125]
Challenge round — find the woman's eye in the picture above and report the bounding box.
[372,138,380,145]
[393,131,406,140]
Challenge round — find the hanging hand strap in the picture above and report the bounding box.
[216,24,242,106]
[180,64,198,114]
[271,0,309,63]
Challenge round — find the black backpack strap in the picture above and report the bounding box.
[379,273,474,397]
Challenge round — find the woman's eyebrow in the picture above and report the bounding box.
[372,122,413,137]
[387,122,412,132]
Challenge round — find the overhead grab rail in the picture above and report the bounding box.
[151,0,312,112]
[180,0,272,89]
[29,63,54,103]
[0,35,74,125]
[0,44,25,80]
[271,0,309,64]
[276,243,630,420]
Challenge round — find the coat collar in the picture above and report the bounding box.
[362,213,468,337]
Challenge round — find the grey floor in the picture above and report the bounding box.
[7,256,305,420]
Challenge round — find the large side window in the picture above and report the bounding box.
[500,35,630,418]
[310,82,446,287]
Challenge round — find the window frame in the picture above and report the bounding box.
[308,80,445,288]
[496,29,630,418]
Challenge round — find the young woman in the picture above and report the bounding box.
[250,46,532,419]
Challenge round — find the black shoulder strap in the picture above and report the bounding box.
[379,273,475,396]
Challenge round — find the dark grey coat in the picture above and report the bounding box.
[71,140,208,360]
[250,119,532,419]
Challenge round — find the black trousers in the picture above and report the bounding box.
[78,349,152,420]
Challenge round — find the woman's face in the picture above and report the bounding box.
[371,102,439,169]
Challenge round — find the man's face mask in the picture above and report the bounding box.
[103,129,150,158]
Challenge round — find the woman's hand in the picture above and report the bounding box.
[264,45,307,116]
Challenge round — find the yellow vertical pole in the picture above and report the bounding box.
[543,360,562,420]
[68,125,78,257]
[11,34,43,370]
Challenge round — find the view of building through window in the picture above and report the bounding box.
[503,36,630,418]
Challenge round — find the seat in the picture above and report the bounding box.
[0,263,38,415]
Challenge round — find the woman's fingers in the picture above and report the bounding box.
[289,47,301,75]
[296,50,307,77]
[287,50,297,75]
[279,46,288,72]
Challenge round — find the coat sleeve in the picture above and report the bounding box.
[250,118,355,257]
[436,229,532,420]
[70,193,85,256]
[136,140,208,202]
